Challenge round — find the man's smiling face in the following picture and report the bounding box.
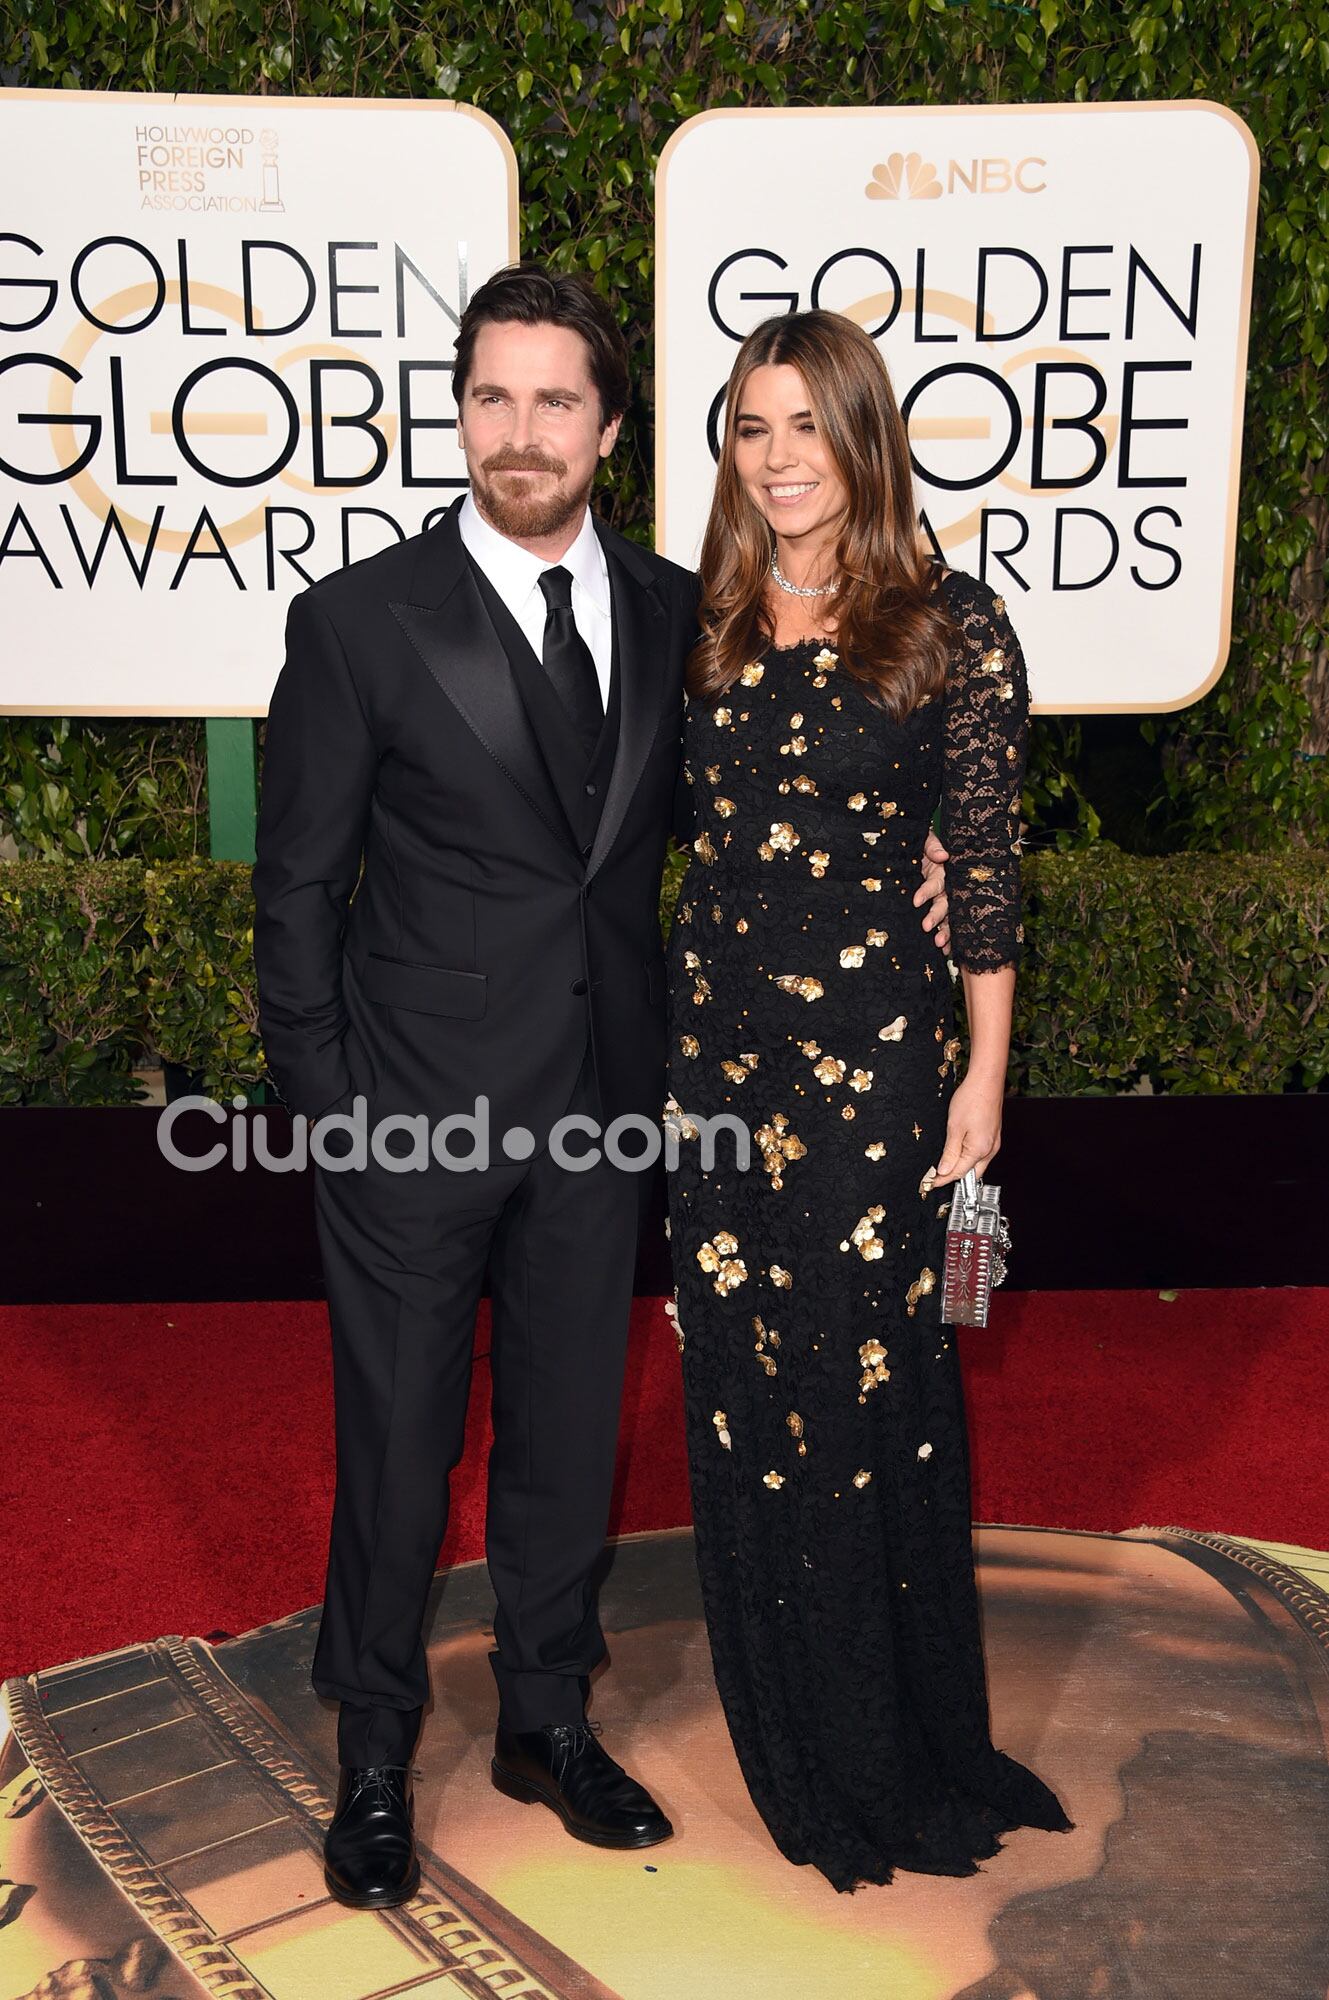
[458,320,622,546]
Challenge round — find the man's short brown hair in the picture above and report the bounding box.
[452,262,630,428]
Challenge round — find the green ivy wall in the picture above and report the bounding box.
[2,0,1326,860]
[1,3,1326,1100]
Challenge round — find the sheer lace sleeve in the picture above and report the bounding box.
[938,576,1031,973]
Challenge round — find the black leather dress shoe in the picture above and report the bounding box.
[491,1722,673,1849]
[323,1764,421,1909]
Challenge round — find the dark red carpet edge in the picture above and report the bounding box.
[2,1288,1326,1683]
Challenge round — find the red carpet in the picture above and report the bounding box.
[2,1288,1326,1683]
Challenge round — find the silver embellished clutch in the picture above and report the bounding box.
[940,1168,1011,1326]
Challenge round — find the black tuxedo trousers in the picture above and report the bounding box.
[251,499,699,1761]
[312,1036,643,1761]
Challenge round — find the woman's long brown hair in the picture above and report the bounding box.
[688,310,954,718]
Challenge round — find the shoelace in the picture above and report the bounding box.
[547,1719,604,1759]
[346,1764,411,1808]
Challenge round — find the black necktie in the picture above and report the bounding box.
[538,566,604,752]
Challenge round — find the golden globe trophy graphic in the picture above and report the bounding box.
[258,127,283,212]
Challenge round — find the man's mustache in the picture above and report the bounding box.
[482,449,569,476]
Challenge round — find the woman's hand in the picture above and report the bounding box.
[929,1070,1003,1186]
[913,828,951,954]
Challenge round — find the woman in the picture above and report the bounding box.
[665,309,1074,1892]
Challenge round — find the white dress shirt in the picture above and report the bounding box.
[458,491,613,707]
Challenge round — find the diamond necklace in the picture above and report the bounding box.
[770,550,838,598]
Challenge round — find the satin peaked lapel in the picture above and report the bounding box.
[586,539,668,881]
[389,534,577,855]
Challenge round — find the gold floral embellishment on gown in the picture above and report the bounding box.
[779,736,808,757]
[768,821,800,853]
[763,1471,786,1490]
[692,976,711,1005]
[865,1141,887,1160]
[774,974,824,1001]
[906,1266,937,1315]
[663,1094,699,1142]
[755,1114,807,1190]
[769,1264,794,1289]
[862,877,882,892]
[679,1034,700,1058]
[704,763,721,783]
[848,792,867,811]
[879,802,899,820]
[807,850,831,877]
[812,647,838,673]
[721,1059,752,1084]
[982,646,1005,674]
[840,944,866,969]
[919,1166,938,1196]
[917,1441,933,1460]
[740,661,765,686]
[813,1055,846,1085]
[787,1412,808,1458]
[841,1206,886,1260]
[697,1233,748,1294]
[694,830,716,863]
[715,707,732,726]
[848,1069,873,1093]
[853,1469,872,1489]
[713,1410,731,1449]
[752,1314,782,1376]
[866,928,889,948]
[858,1338,891,1396]
[714,797,737,818]
[792,774,819,795]
[664,1295,683,1352]
[967,864,994,882]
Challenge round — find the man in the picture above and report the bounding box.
[252,263,952,1910]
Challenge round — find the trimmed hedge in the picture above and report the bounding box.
[1,849,1323,1103]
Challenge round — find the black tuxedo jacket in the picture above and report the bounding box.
[252,495,700,1147]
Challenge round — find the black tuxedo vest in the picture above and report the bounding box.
[463,551,621,862]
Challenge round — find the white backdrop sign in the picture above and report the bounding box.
[656,102,1259,713]
[0,90,517,714]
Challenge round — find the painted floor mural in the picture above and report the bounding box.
[4,1523,1329,2000]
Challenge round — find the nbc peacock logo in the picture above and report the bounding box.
[865,152,943,201]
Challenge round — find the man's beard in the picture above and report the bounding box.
[471,449,594,540]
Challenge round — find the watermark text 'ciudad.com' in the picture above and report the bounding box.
[156,1094,750,1174]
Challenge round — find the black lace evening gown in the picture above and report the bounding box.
[664,567,1074,1892]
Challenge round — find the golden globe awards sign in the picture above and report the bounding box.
[656,103,1258,713]
[0,91,517,714]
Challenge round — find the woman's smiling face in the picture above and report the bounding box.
[731,362,848,553]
